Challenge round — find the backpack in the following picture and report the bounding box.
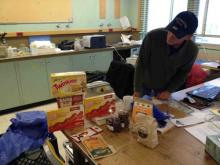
[106,60,135,99]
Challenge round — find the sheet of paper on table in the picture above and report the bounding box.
[170,112,208,127]
[184,121,220,144]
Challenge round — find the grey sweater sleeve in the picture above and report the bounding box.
[166,46,198,92]
[134,35,151,93]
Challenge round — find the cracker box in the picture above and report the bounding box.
[56,94,84,108]
[84,93,116,120]
[132,98,153,123]
[47,105,84,132]
[51,71,87,97]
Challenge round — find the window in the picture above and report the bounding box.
[141,0,187,34]
[147,0,172,32]
[141,0,220,45]
[196,0,220,44]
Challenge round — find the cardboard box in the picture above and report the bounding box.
[132,98,153,123]
[56,94,84,108]
[84,93,116,120]
[51,71,86,97]
[47,105,84,132]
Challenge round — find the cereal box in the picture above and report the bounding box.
[51,71,87,97]
[132,98,153,123]
[56,94,84,108]
[84,93,116,120]
[47,105,84,132]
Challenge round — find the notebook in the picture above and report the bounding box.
[186,85,220,102]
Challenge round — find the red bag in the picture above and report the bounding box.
[186,64,208,88]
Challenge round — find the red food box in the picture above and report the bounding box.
[47,105,84,132]
[84,93,116,120]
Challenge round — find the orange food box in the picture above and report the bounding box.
[84,93,116,120]
[51,71,87,97]
[132,98,153,123]
[47,105,84,132]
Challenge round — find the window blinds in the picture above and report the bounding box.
[140,0,148,38]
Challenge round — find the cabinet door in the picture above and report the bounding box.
[71,53,95,71]
[93,51,113,71]
[71,51,113,72]
[46,55,72,98]
[17,59,50,105]
[0,62,21,110]
[46,55,72,74]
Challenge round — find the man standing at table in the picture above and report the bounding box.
[134,11,199,100]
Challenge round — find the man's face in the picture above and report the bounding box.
[166,31,191,46]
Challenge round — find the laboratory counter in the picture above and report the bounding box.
[0,44,140,63]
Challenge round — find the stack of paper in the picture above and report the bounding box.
[185,121,220,144]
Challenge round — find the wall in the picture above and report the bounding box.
[0,0,139,33]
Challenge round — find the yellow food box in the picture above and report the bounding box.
[132,98,153,123]
[84,93,116,120]
[51,71,87,97]
[47,105,84,132]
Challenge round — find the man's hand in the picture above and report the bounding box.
[133,92,140,98]
[156,91,171,100]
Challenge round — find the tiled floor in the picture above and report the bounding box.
[0,102,68,159]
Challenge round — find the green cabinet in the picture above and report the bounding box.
[71,51,113,72]
[45,55,72,98]
[46,55,72,74]
[0,50,113,111]
[16,59,50,105]
[0,62,21,110]
[71,53,95,71]
[92,51,113,71]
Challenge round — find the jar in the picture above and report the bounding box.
[118,110,129,128]
[106,117,122,132]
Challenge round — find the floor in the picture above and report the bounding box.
[0,102,68,159]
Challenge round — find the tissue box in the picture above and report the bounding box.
[205,135,220,164]
[84,93,116,120]
[51,71,86,97]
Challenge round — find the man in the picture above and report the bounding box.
[134,11,198,100]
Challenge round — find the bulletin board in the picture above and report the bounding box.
[0,0,72,23]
